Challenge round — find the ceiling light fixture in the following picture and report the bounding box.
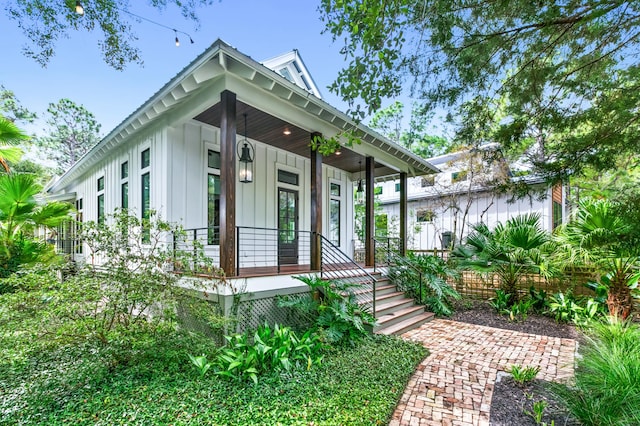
[283,128,291,136]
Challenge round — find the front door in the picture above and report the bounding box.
[278,188,298,265]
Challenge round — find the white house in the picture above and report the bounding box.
[373,144,566,250]
[46,40,440,333]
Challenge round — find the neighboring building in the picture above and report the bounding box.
[46,39,437,296]
[374,144,566,250]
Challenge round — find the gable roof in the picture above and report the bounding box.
[48,39,438,193]
[261,49,322,99]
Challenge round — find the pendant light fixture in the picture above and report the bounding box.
[357,160,364,193]
[238,113,255,183]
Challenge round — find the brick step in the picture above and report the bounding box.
[375,312,435,336]
[374,305,426,330]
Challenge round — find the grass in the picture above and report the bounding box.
[1,325,427,425]
[551,318,640,426]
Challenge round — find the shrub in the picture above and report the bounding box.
[388,253,460,316]
[279,275,376,345]
[552,319,640,425]
[489,289,511,313]
[210,323,325,383]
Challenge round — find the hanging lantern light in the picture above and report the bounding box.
[238,113,254,183]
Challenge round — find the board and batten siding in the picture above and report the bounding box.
[379,189,551,250]
[169,120,355,255]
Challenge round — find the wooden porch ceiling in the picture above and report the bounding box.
[193,100,397,177]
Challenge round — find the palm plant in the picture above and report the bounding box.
[0,173,72,274]
[452,213,556,303]
[555,199,639,319]
[0,116,27,172]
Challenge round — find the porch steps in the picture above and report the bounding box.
[333,271,434,336]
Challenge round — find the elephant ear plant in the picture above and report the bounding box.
[278,275,376,345]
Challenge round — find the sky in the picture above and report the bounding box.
[0,1,355,137]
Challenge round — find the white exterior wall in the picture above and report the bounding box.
[55,119,355,261]
[377,178,553,250]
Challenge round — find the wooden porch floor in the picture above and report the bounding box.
[236,262,367,278]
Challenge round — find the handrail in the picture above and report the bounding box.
[373,237,425,305]
[317,233,378,317]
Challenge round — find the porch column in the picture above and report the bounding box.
[219,90,237,276]
[399,172,408,256]
[310,133,323,271]
[365,156,375,266]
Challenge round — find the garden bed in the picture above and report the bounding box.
[450,299,580,425]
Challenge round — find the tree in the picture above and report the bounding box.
[0,85,37,124]
[320,0,640,183]
[6,1,217,70]
[369,101,450,158]
[35,99,101,173]
[0,117,27,173]
[555,199,640,319]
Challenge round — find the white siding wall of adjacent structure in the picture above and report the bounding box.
[379,189,552,250]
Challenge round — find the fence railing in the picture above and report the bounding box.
[373,237,426,305]
[319,234,377,316]
[236,226,312,275]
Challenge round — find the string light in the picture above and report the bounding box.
[75,1,84,15]
[74,2,195,46]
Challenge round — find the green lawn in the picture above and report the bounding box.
[1,330,427,425]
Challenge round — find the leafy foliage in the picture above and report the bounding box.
[320,0,640,182]
[452,213,556,303]
[30,210,228,345]
[278,275,376,345]
[34,98,101,173]
[211,323,325,384]
[552,319,640,426]
[7,1,219,70]
[0,173,71,275]
[388,253,460,316]
[508,364,540,387]
[555,199,640,319]
[0,116,27,172]
[369,101,450,157]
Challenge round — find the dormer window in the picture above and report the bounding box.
[278,67,294,83]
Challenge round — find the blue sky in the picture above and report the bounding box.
[0,1,350,136]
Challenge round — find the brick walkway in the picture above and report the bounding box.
[390,319,576,426]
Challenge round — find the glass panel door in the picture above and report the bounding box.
[278,188,298,265]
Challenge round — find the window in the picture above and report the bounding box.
[208,150,221,169]
[121,161,129,209]
[278,67,293,82]
[421,176,435,187]
[552,201,563,230]
[395,183,400,192]
[278,169,299,186]
[74,198,83,254]
[374,186,383,196]
[141,148,151,242]
[329,183,341,245]
[121,182,129,209]
[207,150,221,245]
[141,148,150,169]
[97,177,105,224]
[451,170,468,183]
[417,209,435,223]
